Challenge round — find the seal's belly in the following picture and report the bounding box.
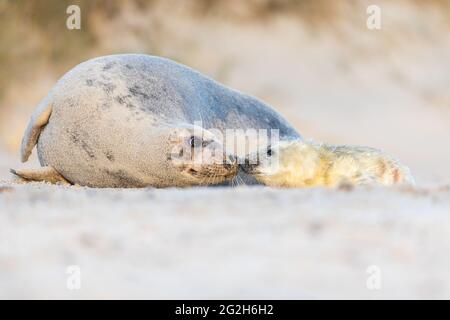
[36,106,160,188]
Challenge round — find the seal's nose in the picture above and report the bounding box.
[223,154,237,165]
[221,154,238,173]
[228,154,236,164]
[240,157,258,174]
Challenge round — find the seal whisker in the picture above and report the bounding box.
[204,171,214,186]
[237,175,246,187]
[232,176,239,187]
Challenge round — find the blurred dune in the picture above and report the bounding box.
[0,0,449,184]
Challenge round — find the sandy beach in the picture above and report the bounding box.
[1,177,449,299]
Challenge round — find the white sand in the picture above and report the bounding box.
[1,155,450,299]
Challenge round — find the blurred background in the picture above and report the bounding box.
[0,0,449,185]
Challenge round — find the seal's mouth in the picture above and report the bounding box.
[239,158,261,175]
[181,162,238,182]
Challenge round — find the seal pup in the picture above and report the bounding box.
[12,54,299,187]
[241,140,415,188]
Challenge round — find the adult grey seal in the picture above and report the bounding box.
[12,54,300,188]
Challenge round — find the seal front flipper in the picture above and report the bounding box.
[10,167,71,185]
[20,99,52,162]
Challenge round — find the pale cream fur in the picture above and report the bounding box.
[250,140,415,188]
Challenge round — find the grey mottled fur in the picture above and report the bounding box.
[20,54,300,187]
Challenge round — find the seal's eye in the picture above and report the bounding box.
[266,148,273,157]
[189,136,202,148]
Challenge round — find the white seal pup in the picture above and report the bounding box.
[241,140,415,188]
[12,54,300,187]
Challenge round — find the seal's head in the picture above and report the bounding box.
[158,125,238,186]
[241,139,414,188]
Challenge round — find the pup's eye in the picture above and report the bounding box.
[266,148,273,157]
[189,136,202,148]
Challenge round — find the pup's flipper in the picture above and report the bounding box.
[21,100,52,162]
[10,167,70,185]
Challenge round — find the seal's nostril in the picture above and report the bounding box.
[240,163,253,173]
[224,154,236,165]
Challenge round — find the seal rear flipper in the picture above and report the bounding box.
[10,167,71,185]
[20,100,52,162]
